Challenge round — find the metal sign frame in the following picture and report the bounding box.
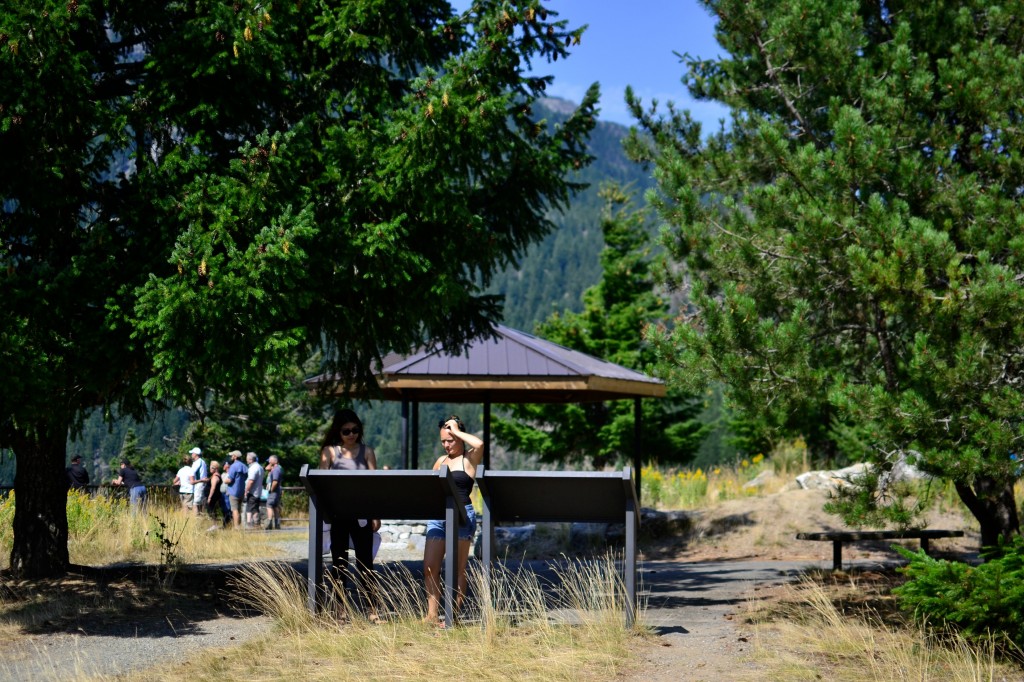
[476,466,640,627]
[300,464,467,626]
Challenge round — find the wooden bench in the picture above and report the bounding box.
[796,529,964,571]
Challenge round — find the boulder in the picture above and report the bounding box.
[742,469,776,491]
[569,522,609,552]
[472,524,537,559]
[795,463,870,491]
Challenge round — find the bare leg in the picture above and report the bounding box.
[423,538,445,623]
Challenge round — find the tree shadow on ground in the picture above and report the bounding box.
[0,564,262,638]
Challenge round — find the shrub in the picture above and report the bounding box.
[66,489,127,535]
[0,492,12,551]
[894,537,1024,650]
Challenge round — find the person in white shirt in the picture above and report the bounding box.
[173,457,195,512]
[244,451,264,528]
[188,447,209,516]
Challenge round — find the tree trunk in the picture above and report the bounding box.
[955,475,1020,551]
[9,425,70,578]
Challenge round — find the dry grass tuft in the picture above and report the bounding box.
[0,493,285,570]
[109,554,642,682]
[749,577,1022,681]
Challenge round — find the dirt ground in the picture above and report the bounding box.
[618,486,981,682]
[662,485,979,564]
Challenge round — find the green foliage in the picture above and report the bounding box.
[895,537,1024,650]
[181,355,326,481]
[494,184,707,468]
[632,0,1024,543]
[823,469,929,530]
[1,1,598,575]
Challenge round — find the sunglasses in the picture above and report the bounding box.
[341,427,360,436]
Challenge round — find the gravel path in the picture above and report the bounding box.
[0,532,817,681]
[623,560,807,682]
[1,611,272,681]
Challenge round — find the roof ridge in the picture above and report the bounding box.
[493,324,593,376]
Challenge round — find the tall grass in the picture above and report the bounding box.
[750,579,1021,681]
[0,490,284,569]
[120,553,640,682]
[643,451,780,509]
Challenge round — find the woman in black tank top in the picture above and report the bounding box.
[422,415,484,625]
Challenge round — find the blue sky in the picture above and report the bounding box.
[535,1,730,129]
[454,1,730,129]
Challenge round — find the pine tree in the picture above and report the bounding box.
[631,0,1024,546]
[0,1,596,577]
[494,185,707,468]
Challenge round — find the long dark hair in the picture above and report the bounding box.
[322,408,364,447]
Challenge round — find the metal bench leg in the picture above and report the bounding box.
[920,537,930,555]
[833,540,843,571]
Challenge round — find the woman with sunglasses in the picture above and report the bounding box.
[319,408,380,619]
[422,415,484,625]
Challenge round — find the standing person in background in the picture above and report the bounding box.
[264,455,283,530]
[112,459,146,510]
[206,460,231,529]
[66,454,89,492]
[244,452,264,528]
[189,447,209,516]
[173,456,194,512]
[223,450,247,528]
[320,408,380,620]
[422,415,483,626]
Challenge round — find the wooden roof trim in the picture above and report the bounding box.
[377,374,666,398]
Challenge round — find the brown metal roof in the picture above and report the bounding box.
[309,324,666,403]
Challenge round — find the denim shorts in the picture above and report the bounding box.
[425,504,477,541]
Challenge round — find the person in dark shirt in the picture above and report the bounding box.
[422,415,483,626]
[112,459,147,510]
[66,455,90,492]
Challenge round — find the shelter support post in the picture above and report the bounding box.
[411,400,420,470]
[633,398,642,505]
[401,399,409,470]
[483,397,492,470]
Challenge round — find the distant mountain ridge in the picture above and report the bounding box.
[489,97,653,330]
[536,96,580,117]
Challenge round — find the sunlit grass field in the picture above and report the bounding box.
[641,439,809,509]
[0,490,283,570]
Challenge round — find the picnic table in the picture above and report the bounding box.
[796,529,964,571]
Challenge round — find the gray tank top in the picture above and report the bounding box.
[329,444,368,470]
